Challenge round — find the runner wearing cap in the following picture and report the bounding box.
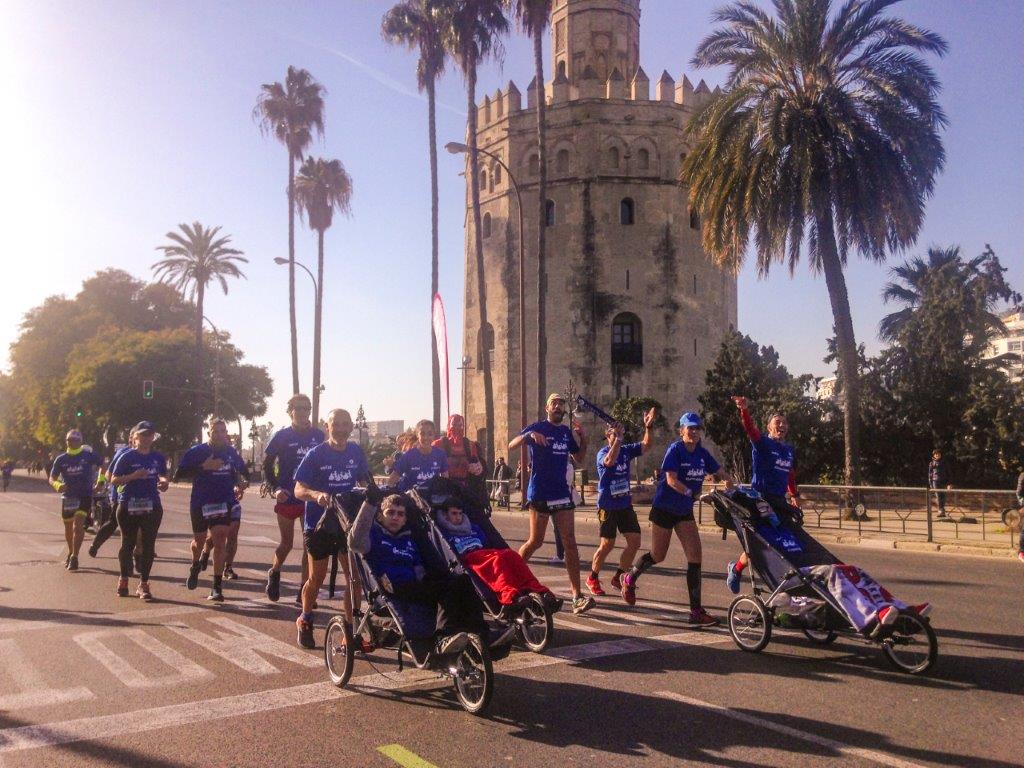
[108,421,169,599]
[587,408,656,598]
[621,411,732,625]
[509,393,594,615]
[49,429,103,571]
[175,417,249,602]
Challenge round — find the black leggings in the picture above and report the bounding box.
[116,503,163,580]
[91,514,120,553]
[391,575,489,639]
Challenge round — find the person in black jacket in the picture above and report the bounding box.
[928,450,951,519]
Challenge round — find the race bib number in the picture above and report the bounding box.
[609,479,631,498]
[126,497,154,515]
[202,502,229,519]
[546,497,574,511]
[61,497,81,513]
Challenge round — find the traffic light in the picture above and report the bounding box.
[75,408,83,418]
[143,380,154,399]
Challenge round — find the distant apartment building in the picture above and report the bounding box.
[985,308,1024,382]
[816,375,838,401]
[365,420,404,443]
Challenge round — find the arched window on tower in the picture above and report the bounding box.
[611,313,642,366]
[620,197,635,225]
[479,168,487,191]
[608,146,620,170]
[545,199,556,227]
[637,148,650,171]
[492,164,502,188]
[556,148,570,173]
[528,153,539,176]
[477,323,494,370]
[482,212,492,238]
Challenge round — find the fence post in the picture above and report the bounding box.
[925,487,933,543]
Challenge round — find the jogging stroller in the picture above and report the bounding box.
[706,487,938,675]
[321,488,509,714]
[414,477,556,653]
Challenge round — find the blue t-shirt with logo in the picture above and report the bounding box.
[367,525,422,586]
[652,441,720,516]
[109,449,168,504]
[50,449,102,499]
[443,523,487,556]
[393,447,449,492]
[750,435,794,498]
[265,426,325,499]
[596,442,643,511]
[522,420,580,504]
[178,442,247,512]
[108,446,131,504]
[293,441,369,531]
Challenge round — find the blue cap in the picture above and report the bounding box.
[678,412,702,428]
[133,420,156,434]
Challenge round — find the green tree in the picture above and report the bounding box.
[295,156,353,425]
[254,66,326,396]
[682,0,948,486]
[445,0,508,460]
[511,0,552,419]
[152,221,247,429]
[382,0,450,430]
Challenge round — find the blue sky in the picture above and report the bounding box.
[2,0,1021,434]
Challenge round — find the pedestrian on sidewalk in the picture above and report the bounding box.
[928,449,951,519]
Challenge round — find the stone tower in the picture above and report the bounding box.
[460,0,737,464]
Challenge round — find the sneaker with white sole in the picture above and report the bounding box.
[571,594,596,615]
[687,608,720,626]
[725,561,741,594]
[586,574,605,596]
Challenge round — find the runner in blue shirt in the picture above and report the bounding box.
[108,422,169,600]
[174,418,249,602]
[388,420,449,492]
[49,429,103,571]
[262,394,324,602]
[622,412,732,625]
[587,407,656,599]
[88,432,136,558]
[292,408,369,648]
[509,392,593,615]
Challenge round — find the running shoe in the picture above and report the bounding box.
[687,608,720,627]
[547,555,565,565]
[266,568,281,602]
[571,594,596,615]
[223,565,238,580]
[116,578,129,598]
[67,555,79,572]
[621,572,637,606]
[137,582,153,601]
[586,574,606,596]
[186,562,200,590]
[207,586,224,603]
[199,548,210,572]
[610,572,623,591]
[64,553,71,569]
[725,561,742,594]
[296,616,315,649]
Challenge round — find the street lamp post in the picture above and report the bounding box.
[355,405,367,448]
[202,315,221,417]
[273,257,323,424]
[445,141,528,493]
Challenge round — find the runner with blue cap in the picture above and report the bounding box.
[621,410,733,625]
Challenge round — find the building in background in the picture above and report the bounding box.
[985,308,1024,382]
[365,420,405,444]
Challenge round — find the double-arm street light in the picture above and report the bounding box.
[273,257,325,424]
[445,141,528,491]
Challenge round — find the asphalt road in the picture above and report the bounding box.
[0,473,1020,768]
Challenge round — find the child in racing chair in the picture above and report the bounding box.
[434,496,564,616]
[348,489,491,657]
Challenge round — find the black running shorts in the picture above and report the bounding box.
[649,505,693,529]
[598,506,642,539]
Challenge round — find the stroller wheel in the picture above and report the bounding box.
[452,634,493,714]
[728,595,771,652]
[516,594,554,653]
[324,616,355,687]
[802,628,838,645]
[881,610,937,675]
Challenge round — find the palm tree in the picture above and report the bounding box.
[254,66,326,396]
[445,0,508,460]
[295,157,353,425]
[682,0,947,485]
[152,222,247,422]
[512,0,551,420]
[382,0,449,431]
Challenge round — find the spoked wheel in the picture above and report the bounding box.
[452,634,493,714]
[324,615,355,687]
[881,610,938,675]
[517,594,554,653]
[728,595,771,652]
[803,628,838,645]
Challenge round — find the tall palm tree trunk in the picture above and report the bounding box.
[312,228,324,426]
[467,63,495,459]
[428,78,441,429]
[532,28,547,420]
[195,282,205,440]
[288,152,300,395]
[816,210,862,488]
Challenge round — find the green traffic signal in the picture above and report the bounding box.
[75,409,83,418]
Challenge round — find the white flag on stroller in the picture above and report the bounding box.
[805,564,907,631]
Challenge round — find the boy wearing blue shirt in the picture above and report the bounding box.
[293,408,369,648]
[587,408,656,598]
[509,393,593,615]
[622,412,732,625]
[50,429,103,571]
[388,420,449,492]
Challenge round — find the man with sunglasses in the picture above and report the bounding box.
[49,429,103,571]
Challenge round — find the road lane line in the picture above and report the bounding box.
[0,605,208,636]
[74,629,213,689]
[655,691,927,768]
[377,744,440,768]
[0,639,94,710]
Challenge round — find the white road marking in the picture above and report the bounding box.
[0,639,94,710]
[655,690,927,768]
[0,605,207,636]
[74,629,213,689]
[166,616,321,675]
